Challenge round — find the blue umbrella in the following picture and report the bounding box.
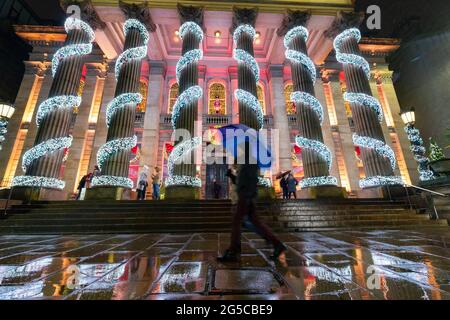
[216,124,272,168]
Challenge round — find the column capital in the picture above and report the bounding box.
[85,62,108,77]
[268,64,284,82]
[119,0,156,32]
[24,61,49,76]
[149,60,167,77]
[177,4,204,27]
[277,10,311,37]
[60,0,106,30]
[324,11,365,39]
[230,7,258,33]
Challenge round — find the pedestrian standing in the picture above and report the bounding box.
[76,175,87,200]
[151,167,161,200]
[137,171,148,200]
[280,175,288,199]
[287,173,298,199]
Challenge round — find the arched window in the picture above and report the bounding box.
[136,80,148,112]
[168,83,179,114]
[284,84,296,115]
[208,83,226,114]
[257,84,266,115]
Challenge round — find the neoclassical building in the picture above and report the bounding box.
[0,0,418,200]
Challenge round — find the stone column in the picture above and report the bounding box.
[88,1,156,199]
[165,4,204,199]
[11,13,97,200]
[231,8,262,130]
[278,10,338,190]
[268,65,291,173]
[326,12,402,189]
[140,60,166,173]
[228,66,239,124]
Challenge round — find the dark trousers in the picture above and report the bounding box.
[229,196,281,252]
[282,188,288,199]
[288,191,297,199]
[137,187,146,200]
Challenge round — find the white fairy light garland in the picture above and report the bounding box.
[234,89,264,129]
[233,48,260,81]
[166,22,204,188]
[285,27,336,188]
[92,19,148,189]
[334,28,402,189]
[344,92,383,122]
[13,17,94,190]
[405,125,435,181]
[0,119,8,147]
[334,28,371,79]
[165,137,202,188]
[258,177,272,188]
[51,17,94,76]
[233,24,264,130]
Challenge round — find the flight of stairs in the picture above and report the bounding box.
[428,184,450,223]
[0,199,447,234]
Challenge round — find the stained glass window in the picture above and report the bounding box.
[208,83,226,114]
[257,84,266,115]
[168,83,179,114]
[284,84,296,114]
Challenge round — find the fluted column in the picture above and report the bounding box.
[231,8,263,130]
[12,16,96,191]
[327,12,402,188]
[91,2,156,190]
[165,5,204,199]
[278,10,337,188]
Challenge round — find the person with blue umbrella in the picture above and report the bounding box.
[215,124,287,262]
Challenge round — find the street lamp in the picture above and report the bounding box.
[400,107,434,181]
[0,102,15,151]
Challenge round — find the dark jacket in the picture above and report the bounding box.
[237,164,258,199]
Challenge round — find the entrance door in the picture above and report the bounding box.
[205,164,228,199]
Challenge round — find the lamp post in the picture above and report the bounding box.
[401,108,434,181]
[0,103,15,151]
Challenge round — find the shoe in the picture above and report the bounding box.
[217,249,240,262]
[270,243,287,260]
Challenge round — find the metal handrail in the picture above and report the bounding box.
[403,183,447,197]
[401,183,448,220]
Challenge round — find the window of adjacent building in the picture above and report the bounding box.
[257,84,266,115]
[168,83,178,114]
[208,83,226,115]
[284,84,296,115]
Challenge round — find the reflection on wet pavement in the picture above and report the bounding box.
[0,229,449,300]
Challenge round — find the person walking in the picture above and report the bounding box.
[76,175,88,200]
[280,175,288,199]
[151,167,161,200]
[137,171,148,200]
[287,173,298,199]
[218,143,286,262]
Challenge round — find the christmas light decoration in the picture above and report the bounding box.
[233,24,256,43]
[106,93,142,127]
[171,85,203,129]
[359,176,404,189]
[36,95,81,126]
[405,125,434,181]
[0,119,7,148]
[90,175,134,189]
[93,19,148,189]
[353,134,396,170]
[300,176,338,189]
[51,17,94,76]
[165,137,202,188]
[335,28,402,188]
[166,22,204,188]
[233,48,260,81]
[285,50,316,83]
[22,136,73,172]
[290,91,324,124]
[334,28,370,79]
[234,89,264,129]
[258,177,272,188]
[13,17,94,190]
[283,26,309,48]
[11,175,66,189]
[295,135,332,170]
[176,49,203,82]
[96,136,137,170]
[344,92,383,122]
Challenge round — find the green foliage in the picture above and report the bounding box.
[429,138,445,162]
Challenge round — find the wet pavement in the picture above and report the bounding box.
[0,228,449,300]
